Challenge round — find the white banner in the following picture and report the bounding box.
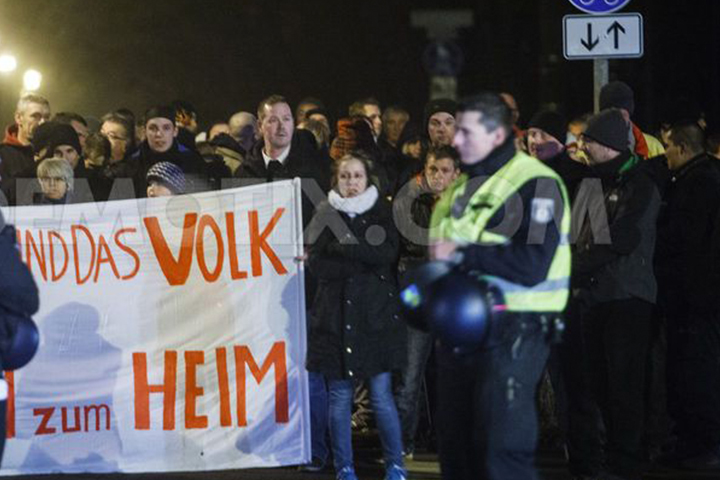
[0,180,310,475]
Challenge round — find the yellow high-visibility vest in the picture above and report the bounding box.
[430,150,571,312]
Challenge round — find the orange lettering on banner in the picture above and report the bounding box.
[133,351,177,430]
[184,351,208,429]
[71,225,96,284]
[15,229,22,260]
[196,215,224,282]
[84,404,111,431]
[225,213,248,280]
[48,231,69,281]
[248,209,288,278]
[215,347,232,427]
[25,230,48,281]
[34,408,56,435]
[61,406,82,433]
[93,235,121,282]
[144,214,197,286]
[234,342,289,427]
[114,228,141,280]
[5,371,14,438]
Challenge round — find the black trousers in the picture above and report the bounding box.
[666,310,720,455]
[435,312,550,480]
[562,297,652,479]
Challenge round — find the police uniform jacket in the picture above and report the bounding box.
[437,138,569,297]
[305,196,405,380]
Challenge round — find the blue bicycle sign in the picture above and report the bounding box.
[568,0,632,14]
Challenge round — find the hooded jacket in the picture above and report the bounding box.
[0,125,36,206]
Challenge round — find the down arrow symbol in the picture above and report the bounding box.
[581,23,599,51]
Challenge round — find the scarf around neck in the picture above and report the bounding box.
[328,185,379,218]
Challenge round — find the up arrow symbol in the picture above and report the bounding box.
[580,23,599,51]
[607,21,626,49]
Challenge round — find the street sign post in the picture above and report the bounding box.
[567,0,632,15]
[566,1,637,112]
[563,13,643,60]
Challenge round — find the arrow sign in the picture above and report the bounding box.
[607,21,626,49]
[581,23,600,51]
[563,13,643,60]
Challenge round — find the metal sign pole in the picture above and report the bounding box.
[593,58,609,113]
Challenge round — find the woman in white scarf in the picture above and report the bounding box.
[305,152,408,480]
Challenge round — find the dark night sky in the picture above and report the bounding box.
[0,0,718,133]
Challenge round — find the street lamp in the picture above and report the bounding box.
[23,69,41,91]
[0,54,17,73]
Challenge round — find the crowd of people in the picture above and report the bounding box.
[0,82,718,480]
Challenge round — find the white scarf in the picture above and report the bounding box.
[328,185,379,218]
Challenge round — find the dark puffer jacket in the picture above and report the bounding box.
[305,197,406,380]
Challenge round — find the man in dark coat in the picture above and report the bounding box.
[393,145,459,458]
[567,109,661,480]
[132,106,207,195]
[655,121,720,469]
[0,94,51,206]
[235,95,330,226]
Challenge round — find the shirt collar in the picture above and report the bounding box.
[262,146,291,167]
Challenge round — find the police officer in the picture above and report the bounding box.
[429,93,571,480]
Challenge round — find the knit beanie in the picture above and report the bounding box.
[146,161,186,194]
[48,123,82,155]
[423,98,457,130]
[32,121,60,155]
[528,110,567,144]
[144,106,176,125]
[599,81,635,115]
[583,109,629,152]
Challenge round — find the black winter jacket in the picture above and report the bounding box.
[305,197,405,380]
[0,214,39,317]
[655,154,720,315]
[573,152,661,304]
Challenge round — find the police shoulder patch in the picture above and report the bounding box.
[531,198,555,224]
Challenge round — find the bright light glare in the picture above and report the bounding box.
[23,69,42,91]
[0,54,17,73]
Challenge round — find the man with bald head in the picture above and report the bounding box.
[228,111,258,153]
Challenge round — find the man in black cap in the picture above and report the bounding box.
[425,98,457,148]
[527,110,589,201]
[564,108,661,480]
[599,81,665,160]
